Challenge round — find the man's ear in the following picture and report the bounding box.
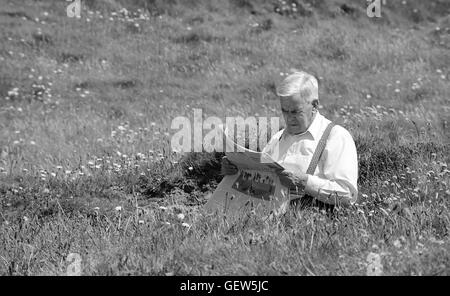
[312,99,319,109]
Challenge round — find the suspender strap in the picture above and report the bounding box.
[306,122,335,175]
[289,122,336,211]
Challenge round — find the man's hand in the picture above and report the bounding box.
[221,156,238,175]
[277,169,308,190]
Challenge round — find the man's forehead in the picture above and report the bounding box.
[280,93,310,105]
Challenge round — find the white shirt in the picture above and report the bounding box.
[262,111,358,205]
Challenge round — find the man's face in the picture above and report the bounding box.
[280,92,315,135]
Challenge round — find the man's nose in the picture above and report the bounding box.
[286,113,297,119]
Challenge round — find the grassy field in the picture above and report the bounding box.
[0,0,449,275]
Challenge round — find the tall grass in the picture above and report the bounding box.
[0,0,449,275]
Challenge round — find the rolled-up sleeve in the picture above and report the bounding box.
[304,126,358,205]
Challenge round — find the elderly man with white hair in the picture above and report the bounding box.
[222,71,358,211]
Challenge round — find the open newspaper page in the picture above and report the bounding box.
[203,125,290,216]
[223,125,284,172]
[222,126,285,201]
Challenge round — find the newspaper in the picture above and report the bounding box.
[203,125,290,216]
[223,124,284,172]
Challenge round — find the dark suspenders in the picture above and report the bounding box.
[306,122,335,175]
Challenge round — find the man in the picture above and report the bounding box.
[222,71,358,210]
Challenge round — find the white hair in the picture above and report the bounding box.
[276,71,319,102]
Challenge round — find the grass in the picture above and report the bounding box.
[0,0,449,275]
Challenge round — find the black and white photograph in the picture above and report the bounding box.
[0,0,449,280]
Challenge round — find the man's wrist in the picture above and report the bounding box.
[299,174,308,187]
[303,174,309,187]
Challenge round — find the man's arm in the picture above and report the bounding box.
[304,126,358,205]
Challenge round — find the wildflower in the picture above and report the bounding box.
[23,216,29,222]
[115,206,122,212]
[159,206,167,210]
[138,220,144,224]
[65,170,71,174]
[177,213,185,220]
[51,172,56,177]
[182,222,190,228]
[30,141,36,145]
[393,239,401,248]
[394,89,400,93]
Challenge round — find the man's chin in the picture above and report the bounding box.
[287,126,306,135]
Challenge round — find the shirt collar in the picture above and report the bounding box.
[282,111,323,141]
[306,111,324,140]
